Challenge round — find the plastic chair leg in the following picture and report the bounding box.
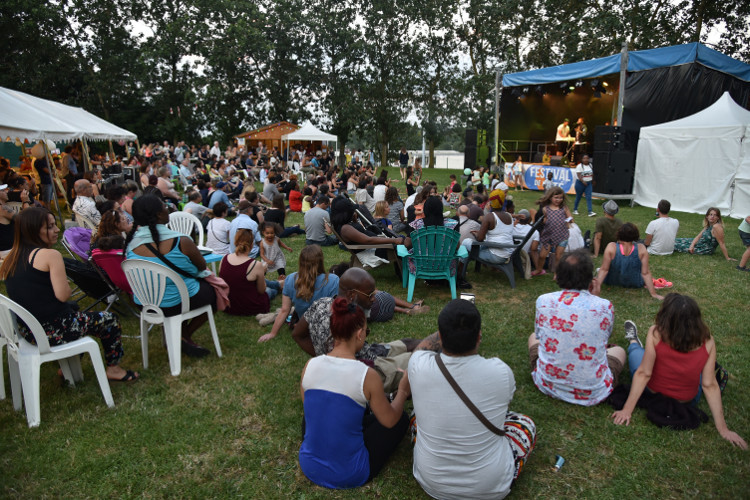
[206,310,222,358]
[0,340,5,400]
[501,263,516,289]
[57,359,77,386]
[401,257,408,288]
[86,346,114,408]
[449,276,457,300]
[140,316,150,369]
[69,356,85,382]
[163,317,182,377]
[8,355,22,411]
[407,274,416,303]
[18,358,42,427]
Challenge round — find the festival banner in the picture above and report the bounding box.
[504,163,576,194]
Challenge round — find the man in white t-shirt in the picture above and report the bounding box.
[644,199,680,255]
[409,299,536,500]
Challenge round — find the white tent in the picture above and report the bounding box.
[0,86,137,143]
[633,92,750,218]
[281,121,338,160]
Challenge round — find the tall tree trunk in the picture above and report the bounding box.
[694,0,706,42]
[429,139,435,168]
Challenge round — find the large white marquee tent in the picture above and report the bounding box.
[633,92,750,218]
[0,86,137,143]
[281,122,338,157]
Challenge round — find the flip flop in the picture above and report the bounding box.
[108,369,140,383]
[531,269,547,276]
[407,304,430,315]
[412,299,425,308]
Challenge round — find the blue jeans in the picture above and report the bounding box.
[280,225,305,238]
[574,180,592,213]
[306,236,338,247]
[627,343,702,404]
[265,279,281,300]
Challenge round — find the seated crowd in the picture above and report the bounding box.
[1,140,748,498]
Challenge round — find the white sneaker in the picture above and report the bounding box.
[573,210,579,215]
[624,320,643,348]
[588,212,596,217]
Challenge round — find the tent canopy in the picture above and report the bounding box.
[0,86,137,143]
[633,92,750,217]
[502,43,750,87]
[281,122,337,142]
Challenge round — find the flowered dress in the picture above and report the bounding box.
[539,206,569,251]
[674,227,718,254]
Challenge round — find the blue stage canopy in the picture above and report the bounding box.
[503,43,750,87]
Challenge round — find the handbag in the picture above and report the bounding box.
[434,353,505,436]
[144,242,231,311]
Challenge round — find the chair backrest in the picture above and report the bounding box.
[90,249,132,294]
[0,294,53,356]
[121,259,191,318]
[409,225,461,272]
[62,227,93,261]
[512,213,545,258]
[168,212,205,247]
[75,213,98,232]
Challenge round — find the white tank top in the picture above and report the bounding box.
[485,212,514,259]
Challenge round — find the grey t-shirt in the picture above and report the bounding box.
[304,206,330,241]
[184,202,208,219]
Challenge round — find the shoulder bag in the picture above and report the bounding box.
[434,353,505,436]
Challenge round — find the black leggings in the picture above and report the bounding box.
[363,411,409,481]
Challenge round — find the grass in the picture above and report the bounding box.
[1,167,749,498]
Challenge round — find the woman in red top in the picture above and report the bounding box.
[612,293,746,449]
[288,180,303,212]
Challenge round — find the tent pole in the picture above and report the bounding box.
[81,139,91,172]
[42,141,65,227]
[617,41,628,127]
[108,140,115,162]
[494,69,502,169]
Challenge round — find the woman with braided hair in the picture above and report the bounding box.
[125,195,215,358]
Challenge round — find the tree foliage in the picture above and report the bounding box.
[1,0,748,152]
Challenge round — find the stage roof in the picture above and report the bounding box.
[502,43,750,87]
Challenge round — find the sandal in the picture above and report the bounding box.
[531,269,547,276]
[108,369,140,383]
[407,304,430,315]
[412,299,425,308]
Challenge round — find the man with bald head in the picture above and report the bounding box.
[72,179,101,225]
[292,267,439,392]
[457,204,480,244]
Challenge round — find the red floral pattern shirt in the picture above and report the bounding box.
[532,289,615,406]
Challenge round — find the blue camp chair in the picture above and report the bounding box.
[397,225,469,302]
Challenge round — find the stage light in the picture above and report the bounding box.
[522,87,529,93]
[602,81,609,87]
[559,82,568,89]
[568,84,575,91]
[575,80,583,87]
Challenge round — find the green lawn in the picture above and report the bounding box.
[1,168,748,498]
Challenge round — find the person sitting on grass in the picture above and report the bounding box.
[293,267,435,393]
[735,215,750,272]
[528,249,626,406]
[674,207,735,261]
[593,222,663,301]
[298,296,411,489]
[258,244,339,343]
[611,294,747,449]
[409,299,537,499]
[219,228,282,316]
[593,200,623,257]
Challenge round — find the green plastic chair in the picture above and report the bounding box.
[397,225,469,302]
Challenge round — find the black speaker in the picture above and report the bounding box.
[593,150,634,195]
[464,147,477,170]
[465,129,477,148]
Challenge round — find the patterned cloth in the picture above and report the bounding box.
[20,310,123,366]
[674,227,718,255]
[369,291,395,322]
[532,290,615,406]
[539,207,569,251]
[304,297,389,360]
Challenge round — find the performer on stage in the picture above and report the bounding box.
[574,117,588,162]
[555,118,571,155]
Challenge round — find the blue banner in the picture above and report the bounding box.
[504,163,576,194]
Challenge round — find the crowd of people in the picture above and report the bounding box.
[0,139,748,497]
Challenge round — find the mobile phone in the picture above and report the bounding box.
[460,293,475,304]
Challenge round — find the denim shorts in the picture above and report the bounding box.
[740,229,750,247]
[41,183,54,202]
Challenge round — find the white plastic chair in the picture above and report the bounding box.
[74,212,99,232]
[0,294,114,427]
[121,259,221,376]
[168,211,205,247]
